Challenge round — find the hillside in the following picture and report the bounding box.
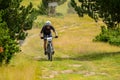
[0,0,120,80]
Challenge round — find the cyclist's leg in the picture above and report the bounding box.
[43,34,47,55]
[51,41,55,54]
[44,39,47,51]
[44,39,47,55]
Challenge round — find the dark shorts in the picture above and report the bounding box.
[43,34,52,40]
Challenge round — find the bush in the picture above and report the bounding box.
[109,36,120,46]
[0,27,19,65]
[94,26,120,46]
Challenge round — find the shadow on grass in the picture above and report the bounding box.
[73,51,120,61]
[34,57,48,61]
[36,52,120,61]
[54,51,120,61]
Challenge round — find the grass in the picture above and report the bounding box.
[0,0,120,80]
[56,0,69,15]
[0,53,41,80]
[35,14,120,80]
[21,14,120,80]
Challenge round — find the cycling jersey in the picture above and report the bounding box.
[41,25,55,35]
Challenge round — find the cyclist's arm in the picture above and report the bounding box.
[40,26,44,37]
[54,30,58,36]
[40,32,43,38]
[51,26,58,36]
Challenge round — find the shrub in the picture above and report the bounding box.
[0,27,19,64]
[94,26,120,46]
[109,36,120,46]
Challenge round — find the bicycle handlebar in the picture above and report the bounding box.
[41,36,58,39]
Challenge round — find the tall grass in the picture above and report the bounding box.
[0,53,41,80]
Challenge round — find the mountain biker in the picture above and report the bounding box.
[40,21,58,55]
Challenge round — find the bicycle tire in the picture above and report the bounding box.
[47,44,52,61]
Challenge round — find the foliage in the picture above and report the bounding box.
[38,0,48,15]
[94,26,120,46]
[1,1,37,40]
[0,0,37,64]
[0,28,20,64]
[71,0,120,28]
[71,0,120,46]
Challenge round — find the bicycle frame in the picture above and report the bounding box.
[46,37,53,61]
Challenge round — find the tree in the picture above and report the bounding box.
[1,0,37,40]
[0,0,37,64]
[71,0,120,46]
[71,0,120,28]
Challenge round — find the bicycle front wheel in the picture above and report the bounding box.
[47,44,52,61]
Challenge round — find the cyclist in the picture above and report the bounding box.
[40,21,58,55]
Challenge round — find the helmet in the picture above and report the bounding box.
[45,21,51,25]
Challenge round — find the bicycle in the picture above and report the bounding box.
[42,36,58,61]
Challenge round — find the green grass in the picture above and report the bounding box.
[38,51,120,80]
